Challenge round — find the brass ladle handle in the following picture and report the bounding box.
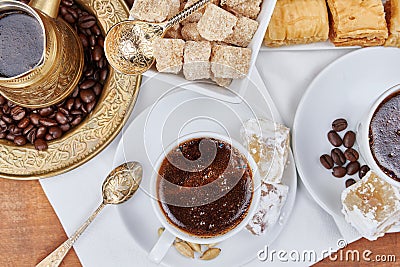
[35,203,106,267]
[165,0,211,30]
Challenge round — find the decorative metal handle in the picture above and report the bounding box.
[36,203,106,267]
[165,0,211,30]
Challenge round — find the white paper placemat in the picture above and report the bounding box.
[40,48,361,266]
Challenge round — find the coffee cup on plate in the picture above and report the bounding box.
[148,132,261,263]
[357,84,400,187]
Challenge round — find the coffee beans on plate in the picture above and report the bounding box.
[332,118,348,132]
[343,131,356,148]
[328,130,342,147]
[345,178,356,188]
[320,118,369,187]
[0,0,110,150]
[320,154,334,169]
[359,165,370,178]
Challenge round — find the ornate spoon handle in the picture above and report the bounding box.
[36,203,106,267]
[165,0,211,30]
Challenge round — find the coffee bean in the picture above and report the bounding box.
[9,125,21,135]
[60,124,71,132]
[89,35,96,47]
[98,58,106,69]
[39,118,58,127]
[359,165,370,178]
[98,36,104,47]
[80,79,96,89]
[11,106,26,121]
[34,139,48,151]
[30,113,41,125]
[17,117,30,128]
[331,148,346,166]
[49,126,63,139]
[79,33,89,48]
[22,124,34,135]
[45,134,53,141]
[2,115,12,124]
[86,101,96,113]
[80,89,95,103]
[14,135,27,146]
[93,83,102,96]
[320,154,334,169]
[84,67,94,77]
[60,6,68,16]
[79,15,96,28]
[62,0,74,6]
[55,111,68,124]
[6,133,15,141]
[63,13,75,24]
[71,116,82,126]
[65,98,75,110]
[328,130,342,147]
[346,161,360,175]
[67,7,78,19]
[74,98,82,109]
[91,25,101,36]
[0,95,6,105]
[92,46,103,61]
[332,118,347,132]
[343,131,356,148]
[344,148,359,162]
[26,129,36,143]
[72,87,79,98]
[36,126,47,139]
[333,166,346,178]
[0,132,6,139]
[100,69,108,81]
[39,107,53,117]
[59,107,69,115]
[71,110,83,115]
[345,178,356,188]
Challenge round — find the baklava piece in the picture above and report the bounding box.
[264,0,329,47]
[385,0,400,47]
[327,0,388,47]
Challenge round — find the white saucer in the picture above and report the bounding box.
[113,88,297,267]
[293,47,400,231]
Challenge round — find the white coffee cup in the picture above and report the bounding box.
[357,84,400,187]
[148,132,261,263]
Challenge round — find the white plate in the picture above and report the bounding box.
[293,47,400,231]
[113,88,297,267]
[140,0,277,103]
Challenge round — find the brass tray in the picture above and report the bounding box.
[0,0,141,180]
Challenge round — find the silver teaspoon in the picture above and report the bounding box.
[36,162,143,267]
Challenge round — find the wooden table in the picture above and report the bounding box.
[0,179,398,267]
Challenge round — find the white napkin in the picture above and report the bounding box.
[40,49,362,267]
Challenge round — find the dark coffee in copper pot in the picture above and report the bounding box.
[0,11,44,78]
[157,137,253,237]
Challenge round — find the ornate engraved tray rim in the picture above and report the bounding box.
[0,0,141,180]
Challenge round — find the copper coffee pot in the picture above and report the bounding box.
[0,0,84,108]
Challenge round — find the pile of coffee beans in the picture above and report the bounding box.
[320,118,370,188]
[1,0,113,151]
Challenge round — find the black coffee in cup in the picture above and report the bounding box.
[369,91,400,181]
[157,138,253,237]
[0,11,44,78]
